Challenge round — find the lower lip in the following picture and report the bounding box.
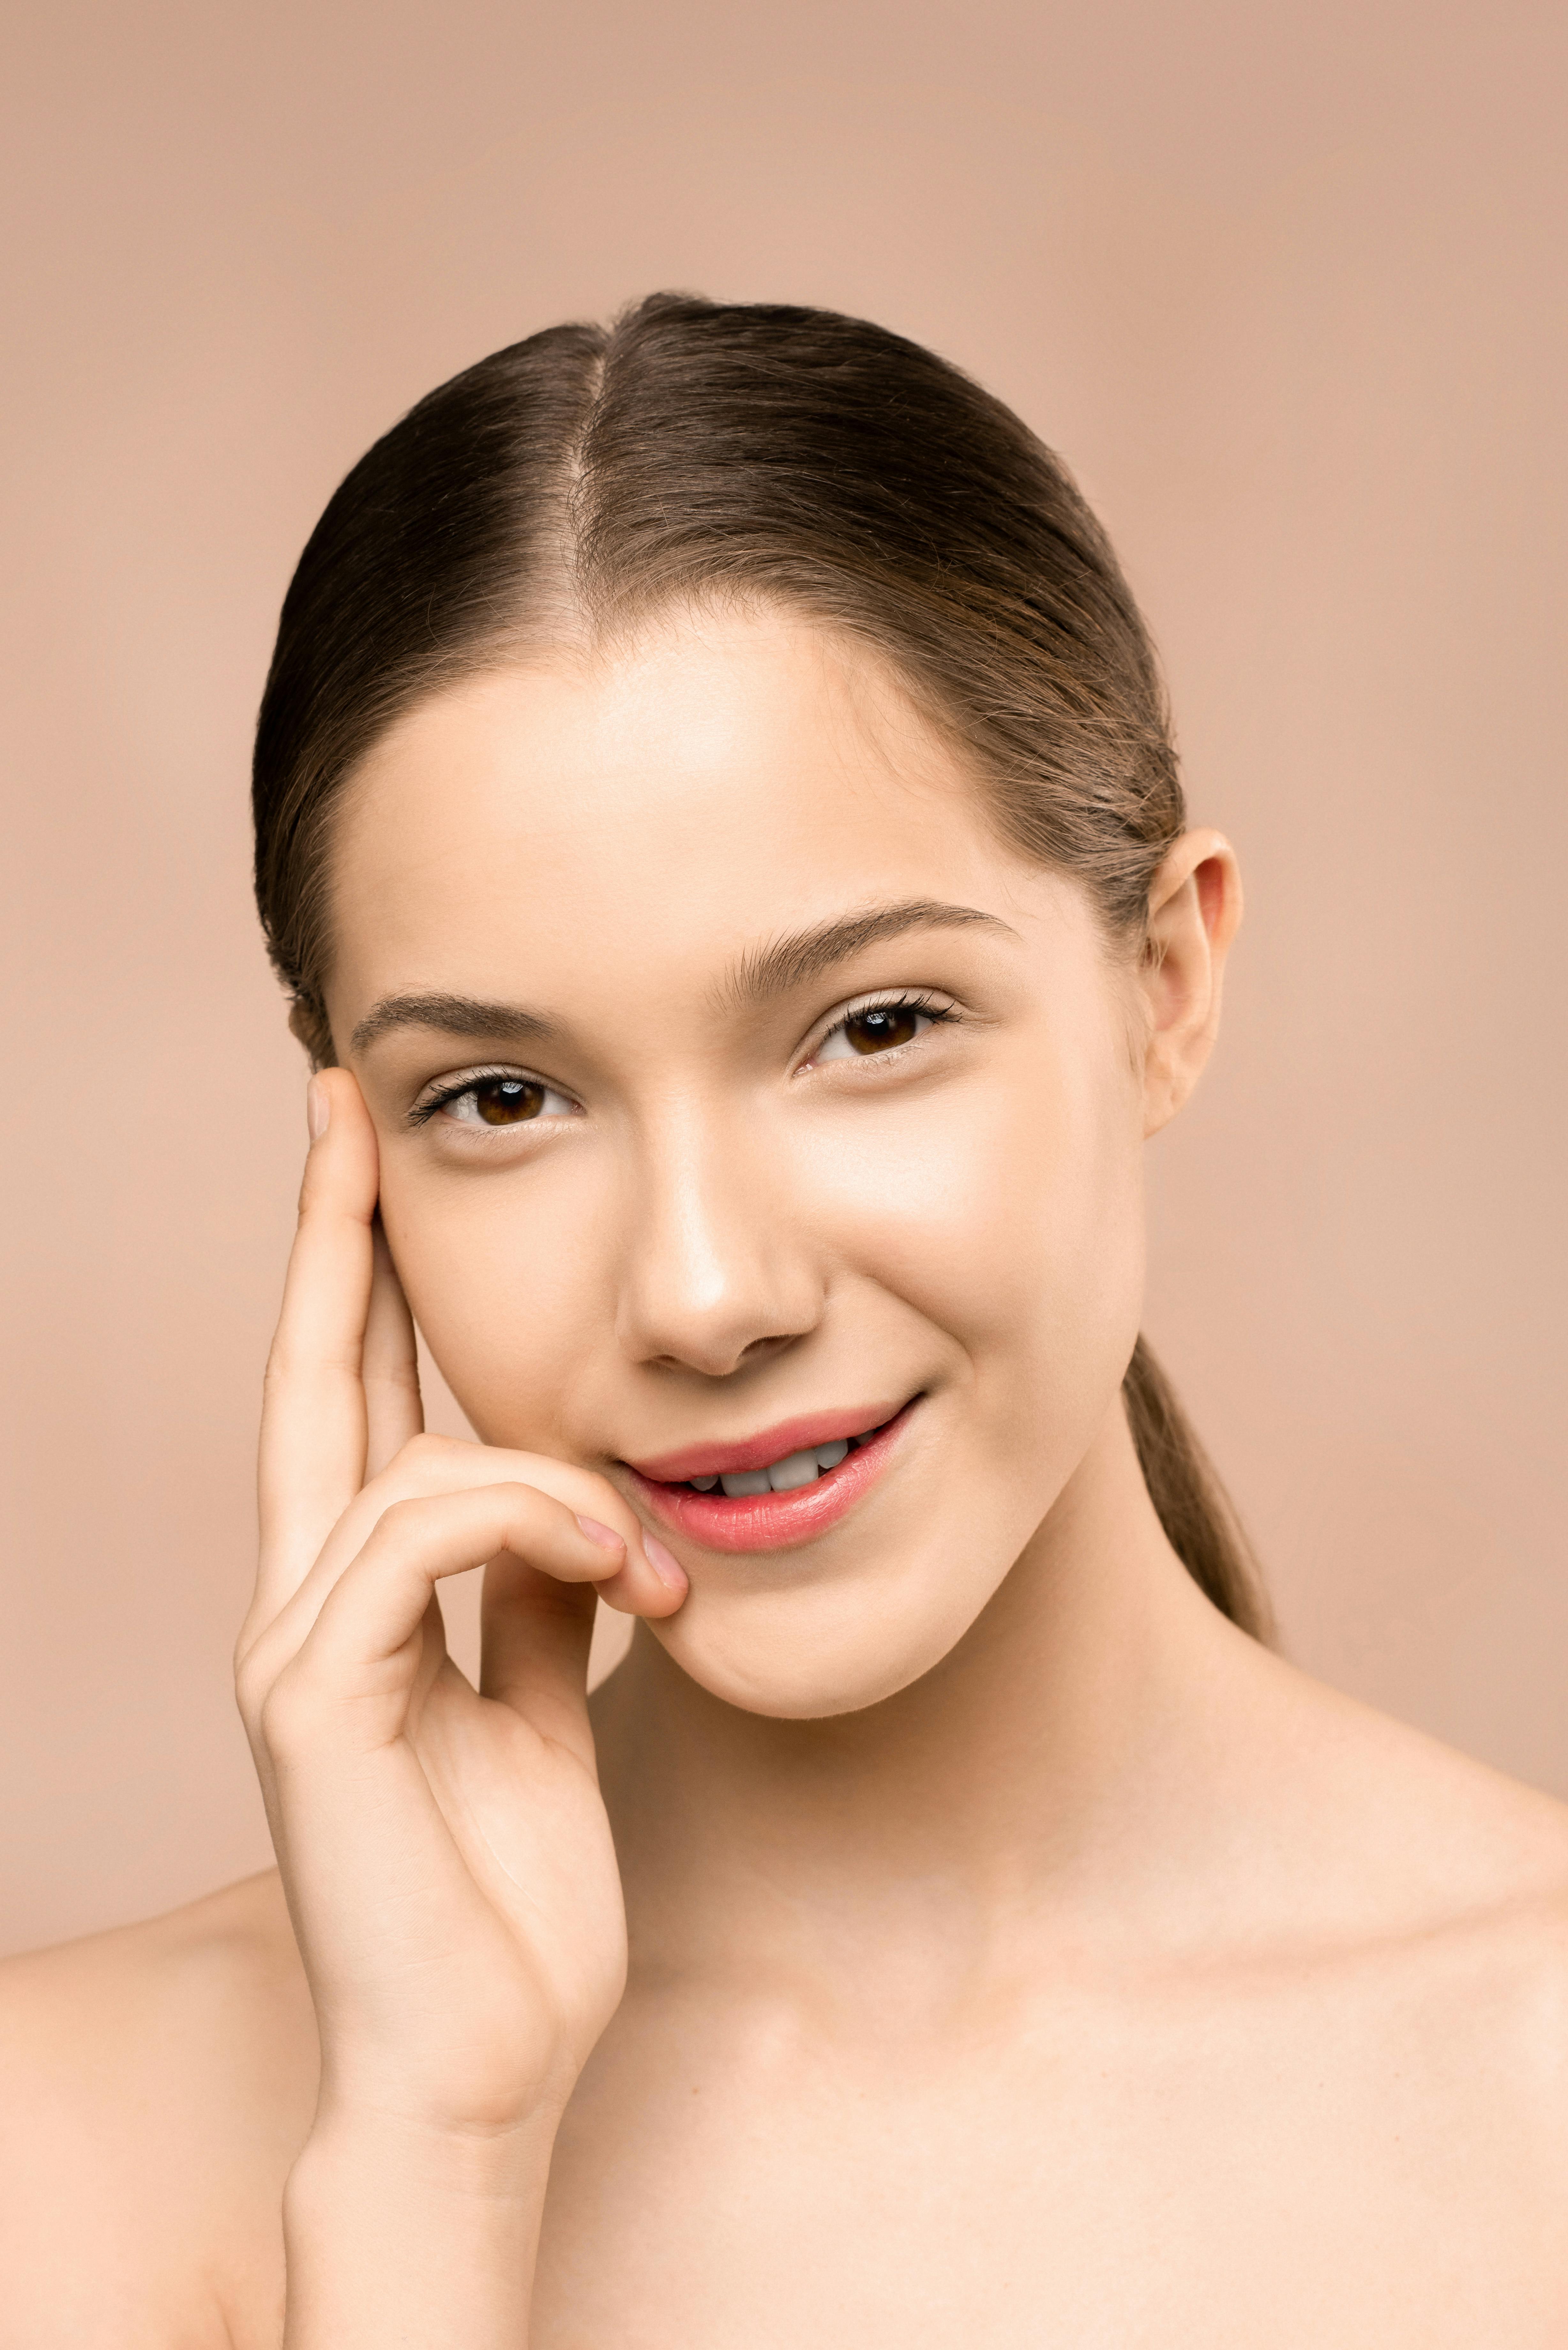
[624,1400,919,1555]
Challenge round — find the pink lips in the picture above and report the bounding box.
[623,1399,918,1555]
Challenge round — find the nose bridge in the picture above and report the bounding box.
[614,1085,820,1374]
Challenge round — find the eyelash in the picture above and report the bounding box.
[405,994,960,1127]
[806,991,958,1062]
[405,1066,570,1128]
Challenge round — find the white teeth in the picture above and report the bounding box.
[719,1468,772,1497]
[767,1449,820,1492]
[698,1430,871,1496]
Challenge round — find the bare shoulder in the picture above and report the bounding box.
[1386,1724,1568,2085]
[1274,1646,1568,1916]
[1243,1637,1568,2110]
[0,1871,315,2350]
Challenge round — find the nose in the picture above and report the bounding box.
[613,1098,824,1377]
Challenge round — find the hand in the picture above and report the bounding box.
[236,1068,686,2150]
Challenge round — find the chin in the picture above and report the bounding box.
[643,1548,1011,1721]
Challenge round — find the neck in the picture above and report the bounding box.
[593,1400,1264,2002]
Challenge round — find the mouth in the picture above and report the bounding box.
[621,1398,921,1555]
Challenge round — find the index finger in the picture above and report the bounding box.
[254,1068,381,1622]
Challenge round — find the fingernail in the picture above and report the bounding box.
[575,1515,625,1553]
[643,1532,686,1589]
[306,1076,330,1142]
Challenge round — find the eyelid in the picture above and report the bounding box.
[406,1061,579,1126]
[799,988,959,1067]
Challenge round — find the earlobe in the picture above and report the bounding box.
[1140,829,1243,1137]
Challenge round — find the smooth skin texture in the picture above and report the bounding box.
[3,603,1568,2346]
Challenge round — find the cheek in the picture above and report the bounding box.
[801,1048,1146,1419]
[377,1156,613,1449]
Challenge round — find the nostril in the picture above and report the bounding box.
[645,1330,802,1378]
[648,1331,800,1376]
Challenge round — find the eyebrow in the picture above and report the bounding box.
[713,899,1017,1012]
[349,899,1017,1056]
[349,992,563,1056]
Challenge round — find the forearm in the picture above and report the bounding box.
[282,2107,560,2348]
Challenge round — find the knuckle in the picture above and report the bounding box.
[491,1480,566,1537]
[351,1439,434,1515]
[373,1492,435,1543]
[257,1663,324,1756]
[496,1476,548,1510]
[233,1650,268,1727]
[398,1431,452,1470]
[378,1431,456,1491]
[256,1680,301,1757]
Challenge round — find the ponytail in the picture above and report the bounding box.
[1123,1337,1271,1639]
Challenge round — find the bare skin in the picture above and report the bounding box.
[2,603,1566,2345]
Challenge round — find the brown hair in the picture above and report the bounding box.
[252,292,1270,1639]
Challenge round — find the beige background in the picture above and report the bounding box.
[2,0,1563,1956]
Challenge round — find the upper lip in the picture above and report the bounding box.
[624,1402,908,1484]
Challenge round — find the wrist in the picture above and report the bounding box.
[293,2094,563,2203]
[283,2105,562,2348]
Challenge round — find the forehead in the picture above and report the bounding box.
[326,604,1039,1011]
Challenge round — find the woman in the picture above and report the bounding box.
[3,293,1565,2346]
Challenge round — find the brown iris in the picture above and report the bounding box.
[473,1076,548,1125]
[843,1004,922,1055]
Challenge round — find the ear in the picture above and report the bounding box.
[1139,828,1243,1137]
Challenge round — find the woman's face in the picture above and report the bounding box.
[328,603,1162,1717]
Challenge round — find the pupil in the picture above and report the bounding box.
[847,1006,919,1055]
[476,1078,545,1125]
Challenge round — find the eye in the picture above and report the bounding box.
[811,996,953,1063]
[411,1069,580,1128]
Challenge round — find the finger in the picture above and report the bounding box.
[363,1220,423,1480]
[408,1590,450,1713]
[255,1069,379,1619]
[481,1511,682,1749]
[480,1554,599,1754]
[295,1485,631,1732]
[254,1436,679,1668]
